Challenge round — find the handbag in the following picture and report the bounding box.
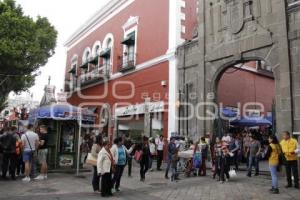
[276,145,286,166]
[86,153,97,166]
[134,150,143,163]
[229,168,237,177]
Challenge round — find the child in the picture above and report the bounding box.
[171,150,179,182]
[219,145,230,183]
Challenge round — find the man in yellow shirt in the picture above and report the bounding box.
[280,131,299,189]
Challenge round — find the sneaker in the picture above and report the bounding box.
[44,175,48,180]
[34,175,45,180]
[22,177,31,182]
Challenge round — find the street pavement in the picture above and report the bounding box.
[0,164,300,200]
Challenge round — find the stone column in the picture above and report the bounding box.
[275,0,293,134]
[144,98,151,137]
[197,0,207,136]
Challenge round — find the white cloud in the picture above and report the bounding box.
[14,0,110,101]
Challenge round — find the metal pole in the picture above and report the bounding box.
[76,111,82,176]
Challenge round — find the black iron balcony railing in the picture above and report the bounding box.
[79,64,111,87]
[119,52,136,72]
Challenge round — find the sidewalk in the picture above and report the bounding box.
[0,164,299,200]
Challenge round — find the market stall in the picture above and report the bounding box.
[29,103,95,171]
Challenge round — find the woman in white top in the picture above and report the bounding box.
[97,139,114,197]
[155,135,165,170]
[149,138,156,171]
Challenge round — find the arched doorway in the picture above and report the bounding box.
[214,60,275,138]
[176,0,297,140]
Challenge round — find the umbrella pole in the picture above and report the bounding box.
[76,112,82,176]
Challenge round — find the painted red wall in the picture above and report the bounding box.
[181,0,198,40]
[68,62,169,138]
[65,0,169,76]
[217,68,275,115]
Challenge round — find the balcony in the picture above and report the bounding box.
[79,65,111,87]
[119,52,136,72]
[88,56,99,65]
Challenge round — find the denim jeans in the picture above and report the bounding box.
[247,156,259,175]
[269,165,278,189]
[171,167,176,181]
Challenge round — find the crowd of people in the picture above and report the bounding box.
[1,124,299,197]
[88,130,299,196]
[0,124,49,182]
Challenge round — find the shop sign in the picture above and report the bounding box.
[115,101,164,117]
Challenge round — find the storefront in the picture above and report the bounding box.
[115,101,165,141]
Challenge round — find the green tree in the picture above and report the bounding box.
[0,0,57,110]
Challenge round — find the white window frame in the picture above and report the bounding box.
[102,33,114,75]
[82,47,91,72]
[123,25,138,67]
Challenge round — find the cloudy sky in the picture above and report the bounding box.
[14,0,110,101]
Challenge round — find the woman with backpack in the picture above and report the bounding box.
[265,135,281,194]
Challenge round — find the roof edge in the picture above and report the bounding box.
[64,0,128,48]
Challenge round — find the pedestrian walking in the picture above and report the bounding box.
[140,136,150,182]
[199,137,208,176]
[149,138,156,171]
[165,137,177,179]
[155,135,164,171]
[171,149,179,182]
[124,136,133,177]
[111,137,134,191]
[21,124,39,182]
[219,145,230,183]
[229,134,241,170]
[0,126,17,180]
[212,137,222,180]
[35,125,49,180]
[247,135,261,177]
[280,131,299,189]
[97,138,113,197]
[265,135,281,194]
[91,135,102,193]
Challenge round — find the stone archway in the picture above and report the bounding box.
[176,0,300,138]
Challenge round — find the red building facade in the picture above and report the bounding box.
[64,0,198,139]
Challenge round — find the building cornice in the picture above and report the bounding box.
[64,0,133,48]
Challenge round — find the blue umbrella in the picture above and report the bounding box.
[221,108,238,118]
[230,116,272,127]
